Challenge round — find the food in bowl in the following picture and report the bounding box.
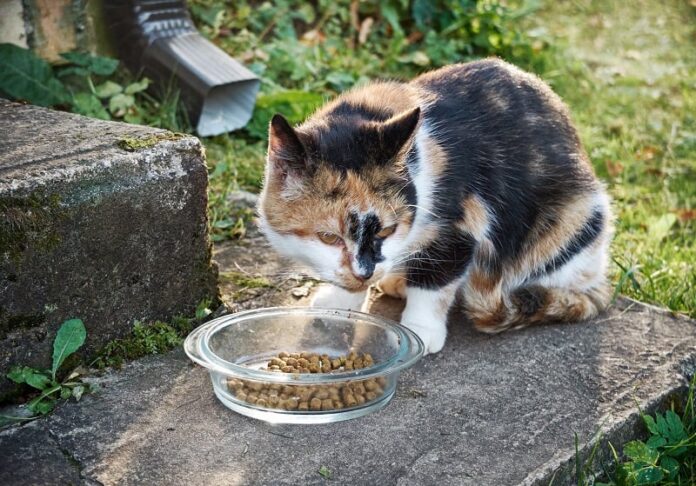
[226,350,387,411]
[184,307,424,424]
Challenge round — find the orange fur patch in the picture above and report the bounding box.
[458,194,491,240]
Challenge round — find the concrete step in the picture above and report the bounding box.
[0,100,218,398]
[1,226,694,485]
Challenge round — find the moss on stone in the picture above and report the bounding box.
[0,193,63,263]
[220,271,272,289]
[117,132,186,152]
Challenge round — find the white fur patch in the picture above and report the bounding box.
[400,280,459,355]
[310,284,367,311]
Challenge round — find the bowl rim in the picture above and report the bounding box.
[184,307,424,383]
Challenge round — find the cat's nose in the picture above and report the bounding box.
[352,269,374,281]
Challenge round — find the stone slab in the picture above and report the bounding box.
[0,100,218,397]
[1,229,694,485]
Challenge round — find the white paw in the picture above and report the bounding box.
[310,284,366,311]
[400,319,447,355]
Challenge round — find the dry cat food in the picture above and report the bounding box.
[226,351,386,411]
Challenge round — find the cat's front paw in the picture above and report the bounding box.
[310,284,367,311]
[400,318,447,355]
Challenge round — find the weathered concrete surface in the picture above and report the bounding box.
[0,100,218,397]
[1,224,694,485]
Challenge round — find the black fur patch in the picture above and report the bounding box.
[348,211,385,278]
[406,229,476,288]
[511,286,548,317]
[539,209,604,275]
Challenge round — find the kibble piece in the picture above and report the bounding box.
[282,385,295,395]
[343,392,357,407]
[300,352,312,359]
[344,360,354,370]
[298,401,309,411]
[365,391,377,401]
[309,354,320,364]
[328,388,340,400]
[354,357,364,369]
[269,365,280,371]
[299,388,313,402]
[236,390,248,401]
[285,357,298,367]
[310,397,322,411]
[333,399,344,409]
[321,398,334,411]
[353,383,366,395]
[256,398,268,407]
[270,357,285,367]
[376,377,387,387]
[355,394,366,405]
[308,363,320,373]
[278,352,289,359]
[330,358,341,370]
[297,358,309,368]
[320,357,331,371]
[248,381,264,392]
[285,397,299,410]
[281,366,294,373]
[364,380,378,391]
[314,389,329,400]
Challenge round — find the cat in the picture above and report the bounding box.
[257,58,613,354]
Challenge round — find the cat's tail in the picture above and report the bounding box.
[465,282,612,334]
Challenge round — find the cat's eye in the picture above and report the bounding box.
[376,225,397,239]
[317,232,342,246]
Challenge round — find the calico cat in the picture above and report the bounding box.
[258,58,613,354]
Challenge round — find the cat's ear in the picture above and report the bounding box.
[380,107,421,160]
[268,114,307,172]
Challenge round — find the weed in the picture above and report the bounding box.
[573,376,696,485]
[4,319,89,419]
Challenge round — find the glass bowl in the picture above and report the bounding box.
[184,307,424,424]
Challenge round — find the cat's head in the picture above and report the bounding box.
[258,106,421,292]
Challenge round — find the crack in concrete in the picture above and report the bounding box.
[46,427,104,486]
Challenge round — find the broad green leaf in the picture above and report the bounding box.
[72,92,111,120]
[645,434,666,449]
[94,80,123,98]
[0,43,70,106]
[623,440,658,464]
[51,319,86,379]
[56,66,90,78]
[633,465,663,484]
[124,78,150,95]
[660,456,679,479]
[25,371,51,390]
[643,414,659,435]
[6,366,51,390]
[60,51,119,76]
[655,412,669,438]
[663,410,687,443]
[109,93,135,116]
[60,387,71,399]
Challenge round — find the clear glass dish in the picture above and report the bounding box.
[184,307,424,424]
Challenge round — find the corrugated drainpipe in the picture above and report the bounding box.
[104,0,260,136]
